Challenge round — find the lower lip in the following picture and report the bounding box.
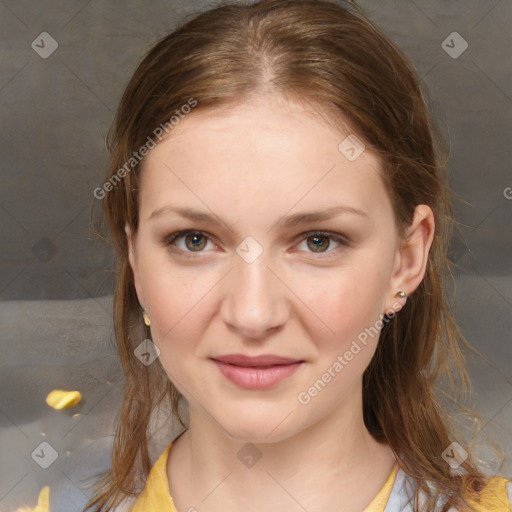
[213,360,303,389]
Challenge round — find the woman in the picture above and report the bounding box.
[86,1,511,510]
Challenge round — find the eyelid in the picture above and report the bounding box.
[295,230,350,246]
[292,230,350,257]
[163,229,219,254]
[163,229,350,256]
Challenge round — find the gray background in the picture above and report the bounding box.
[1,1,511,511]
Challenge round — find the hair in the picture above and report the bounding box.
[86,1,492,510]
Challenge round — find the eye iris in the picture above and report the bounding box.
[307,235,329,252]
[185,233,207,251]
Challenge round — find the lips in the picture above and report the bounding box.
[211,354,302,367]
[210,354,304,389]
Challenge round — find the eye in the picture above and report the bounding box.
[163,229,350,257]
[295,231,348,255]
[163,230,216,254]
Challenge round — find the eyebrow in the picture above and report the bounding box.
[148,205,368,230]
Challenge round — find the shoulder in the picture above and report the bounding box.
[385,470,512,512]
[127,442,176,512]
[468,476,511,512]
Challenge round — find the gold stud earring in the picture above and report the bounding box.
[142,309,151,326]
[395,290,407,298]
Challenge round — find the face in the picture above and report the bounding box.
[126,95,408,443]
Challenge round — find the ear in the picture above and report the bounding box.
[383,204,435,314]
[125,222,145,307]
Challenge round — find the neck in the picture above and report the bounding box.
[167,385,396,511]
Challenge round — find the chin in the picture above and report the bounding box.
[218,408,300,445]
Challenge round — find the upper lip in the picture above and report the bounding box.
[211,354,303,367]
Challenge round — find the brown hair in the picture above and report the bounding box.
[86,1,490,510]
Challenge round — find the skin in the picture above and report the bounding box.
[126,94,435,512]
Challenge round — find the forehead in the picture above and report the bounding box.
[138,96,392,226]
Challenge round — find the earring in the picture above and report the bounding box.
[142,309,151,326]
[395,290,407,298]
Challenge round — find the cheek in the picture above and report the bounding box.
[297,283,384,411]
[296,266,388,384]
[139,246,208,316]
[298,265,387,336]
[145,283,214,389]
[137,256,219,353]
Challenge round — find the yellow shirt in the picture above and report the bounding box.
[130,442,511,512]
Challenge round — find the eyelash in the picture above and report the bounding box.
[162,229,350,258]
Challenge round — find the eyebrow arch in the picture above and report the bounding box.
[275,205,368,228]
[149,205,368,230]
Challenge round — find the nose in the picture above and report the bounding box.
[220,251,289,340]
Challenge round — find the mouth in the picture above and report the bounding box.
[210,354,304,390]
